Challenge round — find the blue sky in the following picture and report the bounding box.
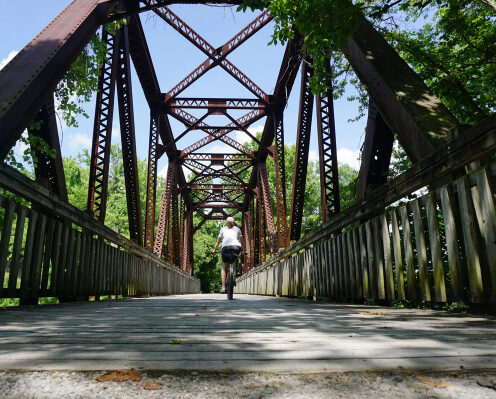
[0,1,366,176]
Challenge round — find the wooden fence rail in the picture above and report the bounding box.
[236,163,496,305]
[0,167,200,305]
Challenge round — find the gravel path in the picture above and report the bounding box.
[1,370,495,399]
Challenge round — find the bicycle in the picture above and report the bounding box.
[213,249,243,300]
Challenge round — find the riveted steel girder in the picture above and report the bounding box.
[289,60,314,242]
[116,25,143,245]
[316,61,340,222]
[87,28,119,223]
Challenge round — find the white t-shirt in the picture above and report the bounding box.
[218,226,242,248]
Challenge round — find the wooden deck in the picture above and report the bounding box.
[1,294,496,372]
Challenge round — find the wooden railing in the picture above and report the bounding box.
[236,116,496,305]
[0,165,200,305]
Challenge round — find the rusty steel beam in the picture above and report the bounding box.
[182,211,194,273]
[0,0,117,161]
[170,191,180,266]
[108,0,244,21]
[165,98,266,110]
[28,95,68,201]
[144,112,160,250]
[316,61,340,222]
[182,153,253,162]
[87,29,119,222]
[259,163,278,254]
[172,108,262,155]
[116,25,143,245]
[343,12,460,161]
[243,35,303,211]
[242,211,252,274]
[289,60,314,242]
[160,8,271,101]
[154,162,176,258]
[272,109,289,248]
[356,100,395,201]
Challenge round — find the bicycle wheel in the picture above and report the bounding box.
[227,263,234,300]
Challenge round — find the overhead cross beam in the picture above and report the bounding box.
[155,7,271,102]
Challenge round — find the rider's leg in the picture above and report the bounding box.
[221,262,228,291]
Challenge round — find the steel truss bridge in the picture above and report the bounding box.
[0,0,495,312]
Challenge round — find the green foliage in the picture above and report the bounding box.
[5,131,55,174]
[239,0,496,125]
[56,20,126,128]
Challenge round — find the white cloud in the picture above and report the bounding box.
[65,132,92,152]
[112,127,119,139]
[158,164,169,178]
[337,147,360,170]
[0,50,18,70]
[309,149,318,163]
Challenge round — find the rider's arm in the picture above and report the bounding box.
[213,235,222,253]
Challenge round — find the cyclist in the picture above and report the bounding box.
[212,216,244,293]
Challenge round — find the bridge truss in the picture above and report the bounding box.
[0,0,482,285]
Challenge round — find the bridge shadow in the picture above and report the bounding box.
[0,294,495,372]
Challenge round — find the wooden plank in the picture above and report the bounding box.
[56,224,70,297]
[28,215,48,300]
[342,233,351,298]
[48,221,63,296]
[380,214,395,300]
[336,235,345,299]
[331,237,340,299]
[20,211,38,300]
[64,229,77,298]
[425,194,447,302]
[359,224,369,298]
[352,228,363,298]
[411,200,431,302]
[325,240,333,298]
[365,220,377,298]
[471,169,496,301]
[390,209,405,300]
[455,176,484,303]
[438,186,463,301]
[399,205,417,301]
[40,218,56,296]
[0,199,15,290]
[372,218,386,300]
[346,231,357,298]
[7,205,25,297]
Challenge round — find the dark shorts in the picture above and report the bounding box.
[221,245,241,263]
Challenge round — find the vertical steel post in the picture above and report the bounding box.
[259,162,278,254]
[87,29,119,222]
[170,189,180,266]
[251,196,259,268]
[144,111,159,250]
[28,95,68,201]
[116,25,143,245]
[273,109,289,248]
[316,60,340,222]
[289,59,314,241]
[153,162,176,258]
[242,211,252,274]
[356,100,395,201]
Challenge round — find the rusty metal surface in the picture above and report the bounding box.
[0,0,116,161]
[116,25,143,245]
[316,62,340,222]
[289,60,314,242]
[356,100,395,201]
[87,29,119,223]
[259,163,278,255]
[144,112,160,250]
[28,96,68,201]
[154,162,176,258]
